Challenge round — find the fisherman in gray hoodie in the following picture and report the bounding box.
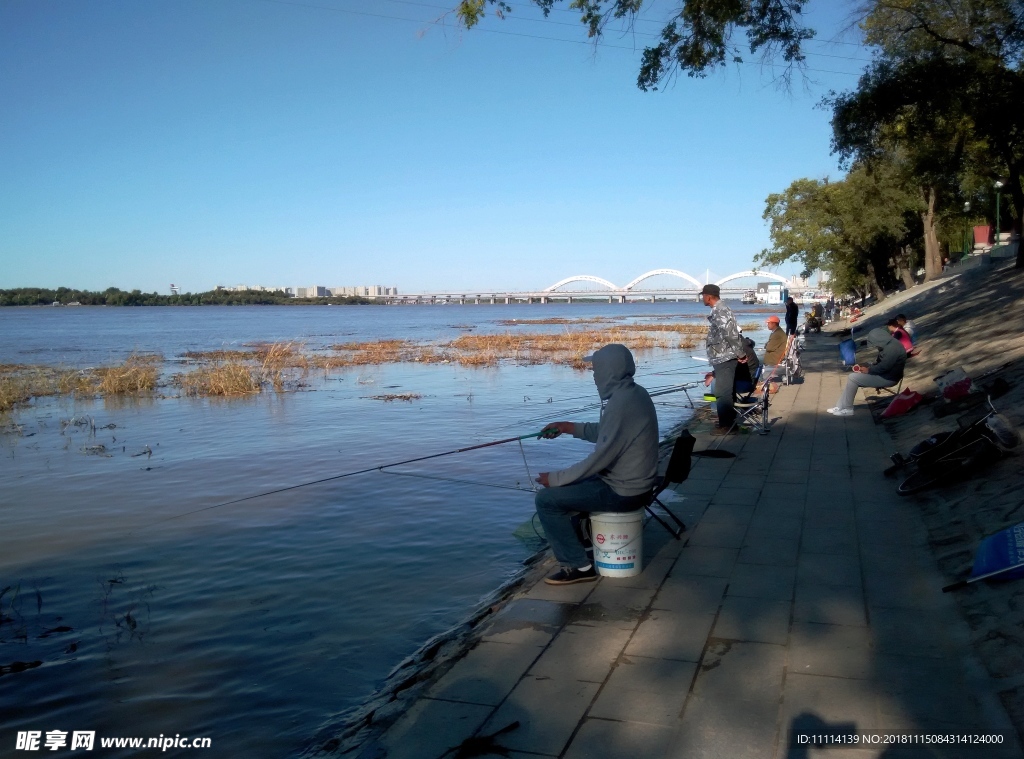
[827,327,906,416]
[534,344,659,585]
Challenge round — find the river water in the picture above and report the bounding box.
[0,301,775,757]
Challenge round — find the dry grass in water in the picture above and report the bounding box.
[367,393,423,402]
[174,360,262,396]
[739,322,763,332]
[320,323,708,371]
[94,356,160,394]
[176,342,309,394]
[327,340,418,366]
[0,357,160,414]
[496,317,620,326]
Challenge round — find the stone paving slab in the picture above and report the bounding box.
[588,655,697,726]
[480,675,600,755]
[368,336,1024,759]
[563,717,677,759]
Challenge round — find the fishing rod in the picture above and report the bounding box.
[495,382,702,432]
[942,562,1024,593]
[153,431,546,524]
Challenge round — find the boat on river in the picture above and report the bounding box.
[741,290,757,304]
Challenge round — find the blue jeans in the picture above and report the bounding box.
[534,477,650,567]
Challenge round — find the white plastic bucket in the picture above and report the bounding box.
[589,509,644,578]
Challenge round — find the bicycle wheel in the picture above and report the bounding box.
[898,439,996,496]
[898,467,940,496]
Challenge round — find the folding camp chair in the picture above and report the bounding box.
[869,378,903,398]
[643,431,694,540]
[734,366,771,435]
[782,338,802,384]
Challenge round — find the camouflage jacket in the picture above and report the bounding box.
[705,301,745,366]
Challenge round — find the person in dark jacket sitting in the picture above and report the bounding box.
[826,328,906,416]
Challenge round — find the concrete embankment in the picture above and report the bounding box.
[827,258,1024,745]
[316,264,1024,758]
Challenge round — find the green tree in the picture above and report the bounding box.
[758,159,923,298]
[834,0,1024,269]
[455,0,816,89]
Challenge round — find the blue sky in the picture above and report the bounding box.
[0,0,870,294]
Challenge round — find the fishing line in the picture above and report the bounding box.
[150,431,546,525]
[496,382,702,432]
[379,469,536,492]
[518,439,538,492]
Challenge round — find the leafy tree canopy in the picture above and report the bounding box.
[0,288,374,307]
[455,0,816,89]
[758,159,923,297]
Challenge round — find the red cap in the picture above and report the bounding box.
[767,315,781,323]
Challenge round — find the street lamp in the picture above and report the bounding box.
[994,180,1004,249]
[963,201,971,257]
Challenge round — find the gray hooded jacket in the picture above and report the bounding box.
[865,328,906,382]
[547,344,659,497]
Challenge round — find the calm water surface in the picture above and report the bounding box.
[0,302,776,757]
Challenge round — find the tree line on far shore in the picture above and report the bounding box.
[460,0,1024,301]
[0,287,374,307]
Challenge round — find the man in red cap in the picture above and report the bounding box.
[762,315,788,381]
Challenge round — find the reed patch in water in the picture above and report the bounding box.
[495,317,621,326]
[173,361,263,396]
[0,357,160,414]
[94,357,160,395]
[367,393,423,402]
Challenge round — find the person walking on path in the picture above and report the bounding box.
[785,296,799,336]
[701,284,747,434]
[534,344,659,585]
[827,328,906,416]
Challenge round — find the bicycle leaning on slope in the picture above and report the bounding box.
[884,398,1021,496]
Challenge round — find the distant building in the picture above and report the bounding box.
[325,285,397,297]
[755,282,788,305]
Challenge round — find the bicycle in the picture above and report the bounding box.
[885,398,1020,496]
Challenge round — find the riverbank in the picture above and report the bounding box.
[314,303,1023,758]
[825,258,1024,739]
[1,301,722,756]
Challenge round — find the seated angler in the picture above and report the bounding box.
[886,318,914,353]
[896,313,917,343]
[827,328,906,417]
[760,315,788,390]
[534,344,659,585]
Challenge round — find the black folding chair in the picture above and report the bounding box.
[734,366,771,435]
[644,431,694,540]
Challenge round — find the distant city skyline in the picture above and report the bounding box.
[1,1,868,293]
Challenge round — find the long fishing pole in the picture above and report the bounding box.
[153,431,546,524]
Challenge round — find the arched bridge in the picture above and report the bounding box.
[542,269,785,292]
[377,269,791,305]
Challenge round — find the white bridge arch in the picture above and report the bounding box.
[543,275,620,292]
[714,270,788,287]
[622,269,703,290]
[541,269,788,292]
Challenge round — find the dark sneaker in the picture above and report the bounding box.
[544,565,598,585]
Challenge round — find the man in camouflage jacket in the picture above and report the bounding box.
[701,284,747,434]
